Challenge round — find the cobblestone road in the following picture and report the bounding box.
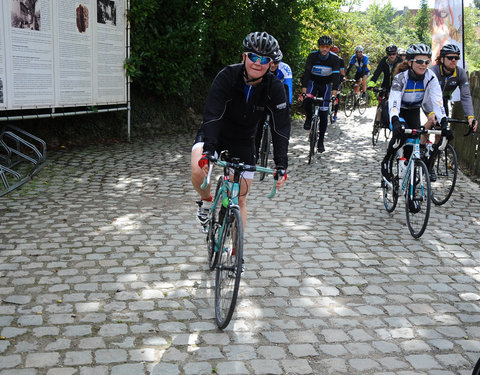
[1,107,480,375]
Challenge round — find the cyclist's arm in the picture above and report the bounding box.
[280,63,293,105]
[301,53,314,89]
[388,71,405,121]
[370,58,384,83]
[268,78,291,169]
[458,68,475,119]
[425,72,447,122]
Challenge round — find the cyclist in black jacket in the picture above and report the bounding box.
[191,32,290,231]
[370,45,403,91]
[300,35,340,153]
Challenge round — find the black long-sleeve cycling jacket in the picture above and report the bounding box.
[199,63,291,169]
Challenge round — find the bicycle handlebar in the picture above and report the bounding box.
[200,155,278,198]
[444,118,477,136]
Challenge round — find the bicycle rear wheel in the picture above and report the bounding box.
[215,207,243,330]
[382,155,398,213]
[430,143,458,206]
[405,159,431,239]
[358,92,368,115]
[344,92,354,117]
[207,176,223,270]
[473,356,480,375]
[308,116,318,164]
[259,125,271,181]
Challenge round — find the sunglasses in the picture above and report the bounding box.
[412,59,431,65]
[246,52,272,65]
[387,53,397,56]
[319,45,331,48]
[445,55,460,61]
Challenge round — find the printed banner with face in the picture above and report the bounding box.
[432,0,464,67]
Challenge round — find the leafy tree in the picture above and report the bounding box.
[414,0,431,45]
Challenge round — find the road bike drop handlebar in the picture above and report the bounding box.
[302,93,336,104]
[445,117,478,136]
[200,155,278,199]
[393,128,446,150]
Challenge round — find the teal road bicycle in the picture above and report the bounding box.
[200,153,277,329]
[381,127,443,238]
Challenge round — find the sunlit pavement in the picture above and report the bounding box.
[1,107,480,374]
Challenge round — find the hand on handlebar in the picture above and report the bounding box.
[392,117,405,138]
[440,117,454,141]
[274,166,288,189]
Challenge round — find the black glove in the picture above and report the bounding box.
[274,166,287,181]
[392,116,404,138]
[440,118,454,141]
[331,95,337,104]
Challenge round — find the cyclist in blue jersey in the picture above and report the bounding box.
[329,45,344,123]
[300,35,341,153]
[345,45,371,97]
[381,43,448,188]
[191,31,289,232]
[270,50,293,106]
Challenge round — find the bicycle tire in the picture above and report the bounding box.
[405,159,431,239]
[344,92,354,117]
[430,143,458,206]
[207,176,223,270]
[472,356,480,375]
[259,125,271,181]
[308,116,318,164]
[215,207,243,329]
[358,92,368,115]
[382,154,398,213]
[372,121,380,146]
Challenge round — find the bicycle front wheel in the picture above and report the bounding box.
[405,159,431,239]
[344,92,354,117]
[259,126,271,181]
[308,116,318,164]
[372,119,381,146]
[358,92,369,115]
[207,176,223,270]
[430,143,458,206]
[382,155,398,213]
[215,207,243,330]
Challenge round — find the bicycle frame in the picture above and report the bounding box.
[201,158,277,254]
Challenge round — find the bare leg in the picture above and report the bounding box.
[191,145,211,200]
[237,176,253,232]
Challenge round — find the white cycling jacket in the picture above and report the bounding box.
[389,68,446,122]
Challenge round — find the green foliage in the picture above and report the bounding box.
[464,5,480,71]
[414,0,431,45]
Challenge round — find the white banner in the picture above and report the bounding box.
[0,0,126,111]
[432,0,463,66]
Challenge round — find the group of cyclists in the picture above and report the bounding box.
[190,30,477,240]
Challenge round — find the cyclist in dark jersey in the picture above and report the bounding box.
[191,31,290,231]
[370,45,402,91]
[300,35,340,153]
[423,43,477,132]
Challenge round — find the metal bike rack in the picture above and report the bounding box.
[0,125,47,197]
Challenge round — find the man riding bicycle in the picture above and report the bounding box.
[381,43,448,198]
[423,43,477,133]
[369,44,403,128]
[191,31,289,232]
[345,45,370,97]
[300,35,341,153]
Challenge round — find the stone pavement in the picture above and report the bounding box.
[0,107,480,375]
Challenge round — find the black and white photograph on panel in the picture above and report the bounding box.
[97,0,116,26]
[11,0,41,31]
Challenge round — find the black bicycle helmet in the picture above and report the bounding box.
[243,32,280,60]
[386,44,397,54]
[406,43,432,60]
[440,43,461,56]
[317,36,333,46]
[273,49,283,64]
